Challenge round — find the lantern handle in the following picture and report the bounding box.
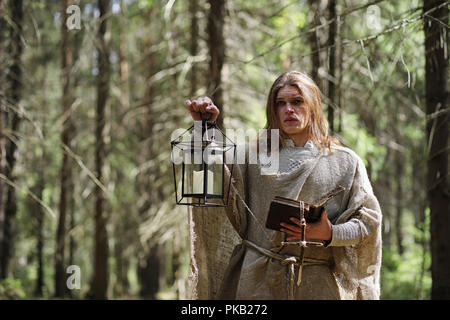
[200,112,212,122]
[200,112,217,142]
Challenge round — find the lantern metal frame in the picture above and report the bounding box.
[170,120,236,207]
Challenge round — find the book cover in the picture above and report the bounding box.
[265,186,345,232]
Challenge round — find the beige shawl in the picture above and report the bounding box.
[188,142,382,300]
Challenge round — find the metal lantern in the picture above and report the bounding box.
[171,119,236,207]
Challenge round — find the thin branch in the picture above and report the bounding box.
[426,103,442,158]
[426,107,450,123]
[0,173,56,219]
[424,13,450,29]
[61,143,111,198]
[400,27,411,88]
[359,39,374,86]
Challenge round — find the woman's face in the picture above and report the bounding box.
[275,85,310,139]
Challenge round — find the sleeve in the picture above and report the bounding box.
[328,221,363,247]
[326,156,382,247]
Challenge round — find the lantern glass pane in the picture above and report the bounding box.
[183,149,204,196]
[206,150,223,197]
[184,164,204,195]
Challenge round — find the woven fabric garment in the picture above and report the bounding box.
[188,140,382,300]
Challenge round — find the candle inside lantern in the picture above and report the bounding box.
[207,169,214,194]
[192,170,204,194]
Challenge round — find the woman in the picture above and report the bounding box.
[186,71,382,300]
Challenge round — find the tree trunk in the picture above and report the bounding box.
[327,0,337,133]
[412,158,427,230]
[33,173,45,297]
[380,149,393,249]
[118,0,129,113]
[0,0,6,270]
[55,0,74,298]
[34,102,49,297]
[336,15,343,134]
[207,0,225,128]
[113,223,129,297]
[67,177,76,298]
[93,0,111,300]
[189,0,199,97]
[392,105,405,255]
[423,0,450,300]
[307,0,321,84]
[113,2,130,297]
[138,245,161,300]
[395,150,404,255]
[0,0,23,280]
[136,6,162,299]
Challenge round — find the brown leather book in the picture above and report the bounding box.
[265,186,345,232]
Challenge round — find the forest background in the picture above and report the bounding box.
[0,0,448,300]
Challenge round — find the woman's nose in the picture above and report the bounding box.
[285,103,295,113]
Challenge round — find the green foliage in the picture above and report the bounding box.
[381,247,430,299]
[340,113,387,181]
[247,103,267,130]
[381,209,431,299]
[381,239,431,299]
[138,0,154,10]
[271,9,306,31]
[0,279,26,300]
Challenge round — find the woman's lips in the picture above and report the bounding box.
[284,118,298,124]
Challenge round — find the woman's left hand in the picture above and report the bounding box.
[280,210,332,241]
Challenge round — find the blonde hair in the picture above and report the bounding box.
[264,70,338,150]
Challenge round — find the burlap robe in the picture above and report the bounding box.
[188,142,382,300]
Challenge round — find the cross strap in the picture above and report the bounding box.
[242,239,330,300]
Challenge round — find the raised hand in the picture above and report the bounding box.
[185,96,220,122]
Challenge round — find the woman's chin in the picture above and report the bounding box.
[282,126,303,135]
